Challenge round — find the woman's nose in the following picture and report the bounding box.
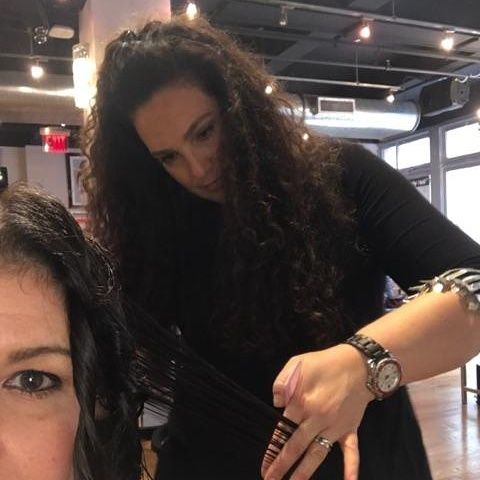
[185,152,211,180]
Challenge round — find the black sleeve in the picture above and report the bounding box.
[339,141,480,292]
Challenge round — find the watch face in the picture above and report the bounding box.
[376,359,402,393]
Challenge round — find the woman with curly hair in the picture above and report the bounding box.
[0,184,141,480]
[83,14,480,480]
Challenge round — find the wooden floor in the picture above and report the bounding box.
[142,369,480,480]
[409,369,480,480]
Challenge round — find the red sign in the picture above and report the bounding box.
[40,127,70,154]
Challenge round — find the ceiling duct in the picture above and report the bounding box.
[420,78,470,117]
[289,95,420,140]
[0,71,83,126]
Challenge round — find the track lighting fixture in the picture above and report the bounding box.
[440,30,455,51]
[186,1,199,20]
[279,6,288,27]
[30,59,44,80]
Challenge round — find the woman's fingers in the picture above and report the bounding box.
[340,432,360,480]
[288,433,334,480]
[262,397,307,477]
[263,404,332,480]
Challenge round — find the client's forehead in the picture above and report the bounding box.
[0,270,69,360]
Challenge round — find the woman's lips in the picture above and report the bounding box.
[200,178,221,191]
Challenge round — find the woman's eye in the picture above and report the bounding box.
[197,124,215,141]
[4,370,61,397]
[158,152,176,166]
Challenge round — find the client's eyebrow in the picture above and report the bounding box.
[7,346,71,364]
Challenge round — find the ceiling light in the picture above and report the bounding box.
[72,43,95,109]
[440,30,455,52]
[359,22,372,40]
[354,20,372,43]
[476,108,480,120]
[185,2,199,20]
[279,6,288,27]
[386,92,395,103]
[265,84,273,95]
[49,24,75,40]
[302,132,310,141]
[31,61,45,80]
[33,25,48,45]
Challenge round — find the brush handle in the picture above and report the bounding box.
[283,361,302,405]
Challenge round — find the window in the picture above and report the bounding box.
[411,176,431,203]
[382,146,397,169]
[397,137,430,169]
[445,122,480,159]
[446,165,480,243]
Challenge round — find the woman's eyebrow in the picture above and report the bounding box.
[7,345,71,364]
[150,111,214,157]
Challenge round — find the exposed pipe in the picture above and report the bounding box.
[275,75,401,90]
[238,0,480,37]
[288,94,421,140]
[228,25,480,65]
[0,52,72,63]
[262,55,473,80]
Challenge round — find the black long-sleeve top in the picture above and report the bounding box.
[154,142,480,480]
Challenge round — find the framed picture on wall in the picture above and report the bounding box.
[66,154,88,208]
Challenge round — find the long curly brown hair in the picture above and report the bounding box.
[83,15,357,360]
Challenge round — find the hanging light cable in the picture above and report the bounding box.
[29,30,45,80]
[279,6,288,27]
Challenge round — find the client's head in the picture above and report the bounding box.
[0,184,141,480]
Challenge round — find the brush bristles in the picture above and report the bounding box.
[129,306,298,469]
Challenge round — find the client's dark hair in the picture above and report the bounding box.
[0,184,142,480]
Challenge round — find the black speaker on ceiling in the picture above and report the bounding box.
[420,78,470,117]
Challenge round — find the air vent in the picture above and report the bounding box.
[318,97,356,114]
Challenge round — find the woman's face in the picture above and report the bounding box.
[133,83,224,203]
[0,269,79,480]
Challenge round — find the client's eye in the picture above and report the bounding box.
[4,370,62,398]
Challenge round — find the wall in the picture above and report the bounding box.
[0,145,82,209]
[0,146,27,183]
[25,146,71,206]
